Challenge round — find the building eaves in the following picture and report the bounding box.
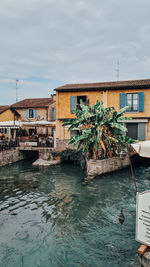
[11,98,55,109]
[54,79,150,92]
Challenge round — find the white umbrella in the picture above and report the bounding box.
[131,141,150,158]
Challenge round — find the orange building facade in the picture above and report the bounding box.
[55,79,150,148]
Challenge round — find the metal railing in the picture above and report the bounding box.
[17,136,54,148]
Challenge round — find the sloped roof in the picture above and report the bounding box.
[0,105,10,114]
[55,79,150,92]
[11,98,54,109]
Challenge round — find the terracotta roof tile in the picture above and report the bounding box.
[55,79,150,92]
[11,98,54,109]
[0,105,10,113]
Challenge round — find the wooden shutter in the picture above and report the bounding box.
[26,109,29,119]
[70,96,76,113]
[139,123,145,141]
[120,93,126,109]
[139,92,144,112]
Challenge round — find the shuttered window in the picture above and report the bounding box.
[26,109,36,118]
[70,95,87,113]
[120,92,144,112]
[126,122,146,141]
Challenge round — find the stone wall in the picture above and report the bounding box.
[86,156,130,178]
[56,139,73,150]
[38,148,54,160]
[0,148,26,167]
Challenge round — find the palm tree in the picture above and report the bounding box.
[62,100,134,159]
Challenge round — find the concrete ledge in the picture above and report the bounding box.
[32,158,61,166]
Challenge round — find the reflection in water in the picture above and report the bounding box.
[0,160,149,266]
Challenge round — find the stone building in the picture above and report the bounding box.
[11,95,56,137]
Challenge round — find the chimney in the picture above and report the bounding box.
[51,94,56,102]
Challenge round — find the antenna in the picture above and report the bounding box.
[16,79,19,102]
[116,61,120,81]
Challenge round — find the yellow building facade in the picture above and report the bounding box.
[55,79,150,148]
[0,107,20,140]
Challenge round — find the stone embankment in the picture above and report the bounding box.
[0,147,131,181]
[86,155,130,179]
[0,148,26,166]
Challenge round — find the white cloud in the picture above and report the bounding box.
[0,0,150,104]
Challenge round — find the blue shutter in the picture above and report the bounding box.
[139,123,145,141]
[7,128,10,140]
[26,109,29,118]
[51,128,54,136]
[33,109,36,118]
[54,109,56,120]
[70,96,76,113]
[120,93,126,109]
[51,108,53,120]
[139,92,144,112]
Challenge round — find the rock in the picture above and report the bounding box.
[32,158,61,166]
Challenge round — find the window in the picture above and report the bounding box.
[70,130,79,137]
[126,122,145,141]
[126,93,139,112]
[70,95,87,113]
[29,109,34,118]
[26,109,36,119]
[120,92,144,112]
[126,123,138,139]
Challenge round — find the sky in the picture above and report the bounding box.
[0,0,150,104]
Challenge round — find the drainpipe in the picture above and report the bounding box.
[103,90,108,108]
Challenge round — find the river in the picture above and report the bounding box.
[0,159,149,267]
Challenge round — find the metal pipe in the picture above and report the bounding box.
[127,146,138,193]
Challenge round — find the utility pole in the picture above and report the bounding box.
[16,79,19,102]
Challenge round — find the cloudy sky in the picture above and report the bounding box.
[0,0,150,104]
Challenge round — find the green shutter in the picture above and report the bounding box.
[120,93,126,109]
[70,96,76,113]
[139,92,144,112]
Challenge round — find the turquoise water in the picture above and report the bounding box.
[0,160,149,267]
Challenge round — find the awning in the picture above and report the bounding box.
[131,141,150,158]
[0,120,56,128]
[20,120,56,127]
[0,121,20,128]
